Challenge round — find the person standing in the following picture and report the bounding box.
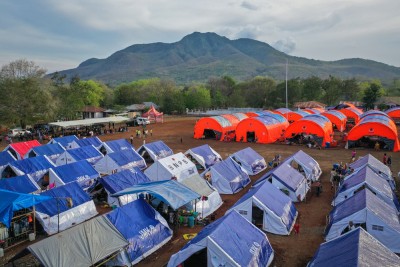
[130,135,134,145]
[383,153,387,165]
[351,149,356,162]
[387,155,392,168]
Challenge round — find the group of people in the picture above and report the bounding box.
[330,162,355,189]
[383,153,392,168]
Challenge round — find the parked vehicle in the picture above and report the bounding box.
[126,117,151,127]
[8,128,31,138]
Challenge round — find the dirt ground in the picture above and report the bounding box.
[2,116,400,267]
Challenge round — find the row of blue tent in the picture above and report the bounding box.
[308,154,400,265]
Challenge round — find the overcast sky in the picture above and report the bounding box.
[1,0,399,73]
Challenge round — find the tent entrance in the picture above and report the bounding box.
[348,136,393,151]
[182,248,207,266]
[252,205,264,229]
[203,129,217,140]
[246,131,256,142]
[1,166,17,178]
[138,149,154,164]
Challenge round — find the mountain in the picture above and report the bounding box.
[56,32,400,85]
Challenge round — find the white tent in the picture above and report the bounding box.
[229,147,267,175]
[282,150,322,182]
[144,152,197,182]
[184,144,222,170]
[180,173,223,218]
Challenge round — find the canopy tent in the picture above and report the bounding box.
[259,111,289,123]
[99,168,151,207]
[70,136,103,149]
[349,154,394,189]
[94,148,146,175]
[144,152,197,182]
[3,155,55,183]
[235,116,288,144]
[0,150,16,174]
[35,182,98,235]
[321,110,347,132]
[309,228,400,267]
[48,116,129,128]
[3,140,41,160]
[184,144,222,170]
[48,160,100,191]
[255,163,309,202]
[112,180,201,210]
[338,107,363,124]
[28,216,129,267]
[385,106,400,122]
[325,189,400,253]
[347,114,400,151]
[228,179,298,235]
[99,138,133,155]
[136,140,173,163]
[0,174,40,194]
[281,150,322,182]
[142,105,164,123]
[201,158,251,194]
[229,147,267,175]
[333,165,399,210]
[180,173,223,218]
[48,135,78,149]
[168,211,274,267]
[360,110,389,120]
[55,145,103,166]
[0,189,51,228]
[284,114,333,147]
[274,109,310,123]
[105,199,172,265]
[25,143,65,163]
[193,115,238,141]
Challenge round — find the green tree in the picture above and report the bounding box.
[363,81,383,109]
[239,76,276,108]
[184,85,211,110]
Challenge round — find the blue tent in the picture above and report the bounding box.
[48,160,99,191]
[35,182,98,235]
[228,180,298,235]
[5,155,55,182]
[0,150,16,173]
[281,150,322,182]
[0,189,51,227]
[70,136,103,149]
[100,139,133,154]
[184,144,222,169]
[0,174,40,194]
[202,158,251,194]
[99,168,151,206]
[48,135,78,149]
[94,148,146,175]
[137,140,173,162]
[168,211,274,267]
[309,228,400,266]
[25,143,65,163]
[230,147,267,175]
[112,180,200,210]
[55,145,103,166]
[106,199,172,265]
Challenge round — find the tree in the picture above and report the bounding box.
[363,81,383,110]
[0,59,56,128]
[184,85,211,110]
[239,76,276,108]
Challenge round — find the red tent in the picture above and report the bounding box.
[4,140,41,160]
[142,106,163,123]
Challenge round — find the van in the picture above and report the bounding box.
[8,128,31,138]
[136,117,150,125]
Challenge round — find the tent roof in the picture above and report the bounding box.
[103,139,133,152]
[231,147,265,167]
[64,145,103,163]
[360,110,389,120]
[274,108,292,114]
[0,174,39,194]
[35,182,91,217]
[211,115,233,127]
[28,143,65,157]
[257,163,305,192]
[107,148,145,168]
[49,135,78,148]
[282,150,319,172]
[349,154,391,179]
[258,112,288,123]
[322,110,347,120]
[138,140,173,160]
[99,168,151,194]
[48,116,129,128]
[309,228,400,267]
[50,160,99,184]
[0,189,51,227]
[6,140,41,159]
[142,105,163,117]
[210,158,250,184]
[170,211,273,267]
[230,112,248,121]
[28,216,129,267]
[105,199,172,263]
[0,150,16,166]
[112,180,200,210]
[10,155,55,175]
[74,136,103,148]
[328,189,400,232]
[254,116,280,125]
[185,144,222,169]
[180,173,215,197]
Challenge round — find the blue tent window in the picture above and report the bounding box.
[372,225,384,231]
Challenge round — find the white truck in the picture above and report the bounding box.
[136,117,150,125]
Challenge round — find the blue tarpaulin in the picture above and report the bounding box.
[137,140,173,161]
[112,180,200,210]
[8,155,55,182]
[230,147,267,175]
[0,174,39,194]
[106,199,172,265]
[0,151,16,170]
[0,189,51,227]
[26,143,65,162]
[186,144,222,169]
[168,211,274,267]
[73,136,103,149]
[49,135,78,149]
[101,139,133,153]
[100,168,151,194]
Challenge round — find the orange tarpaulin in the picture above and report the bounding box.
[338,107,363,124]
[322,111,347,132]
[194,115,240,141]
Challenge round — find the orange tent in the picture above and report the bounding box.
[194,115,240,141]
[347,114,399,151]
[235,116,289,144]
[142,105,163,123]
[304,108,325,114]
[360,110,388,120]
[274,109,310,123]
[385,107,400,123]
[322,110,347,132]
[285,115,333,147]
[338,107,363,124]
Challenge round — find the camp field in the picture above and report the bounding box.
[1,116,400,267]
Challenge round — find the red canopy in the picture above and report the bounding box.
[5,140,41,160]
[142,106,163,123]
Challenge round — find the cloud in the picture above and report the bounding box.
[273,38,296,54]
[241,1,258,11]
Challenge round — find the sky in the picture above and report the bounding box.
[1,0,399,73]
